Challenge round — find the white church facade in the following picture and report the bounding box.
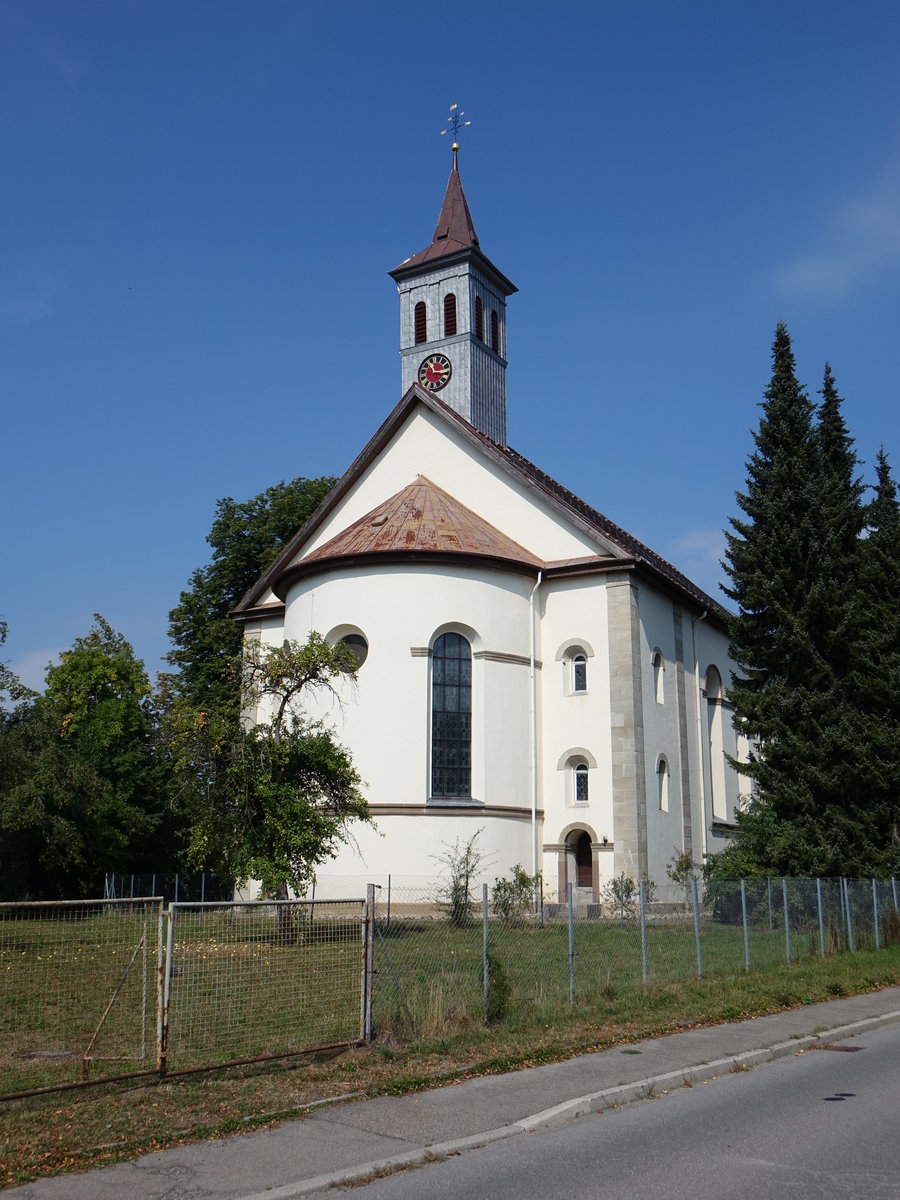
[233,145,744,901]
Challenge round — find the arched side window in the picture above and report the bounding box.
[414,301,427,345]
[574,762,589,804]
[443,293,457,336]
[705,666,728,820]
[431,632,472,798]
[572,653,587,693]
[474,295,484,341]
[652,649,665,704]
[490,309,499,353]
[657,755,669,812]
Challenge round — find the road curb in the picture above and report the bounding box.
[235,1008,900,1199]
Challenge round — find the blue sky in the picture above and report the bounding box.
[3,0,900,691]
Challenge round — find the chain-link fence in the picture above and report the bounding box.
[162,900,367,1074]
[369,874,900,1036]
[1,898,367,1099]
[3,877,899,1099]
[0,898,163,1097]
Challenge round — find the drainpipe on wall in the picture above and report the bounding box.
[529,571,543,881]
[693,609,709,861]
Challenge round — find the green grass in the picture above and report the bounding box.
[2,942,899,1188]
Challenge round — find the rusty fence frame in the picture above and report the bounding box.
[1,890,376,1101]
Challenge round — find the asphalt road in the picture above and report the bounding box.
[335,1022,900,1200]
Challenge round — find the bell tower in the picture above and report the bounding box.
[389,113,517,446]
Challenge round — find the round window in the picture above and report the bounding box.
[340,634,368,668]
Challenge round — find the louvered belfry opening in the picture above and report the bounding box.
[490,309,499,353]
[474,295,484,341]
[414,301,427,344]
[443,292,457,336]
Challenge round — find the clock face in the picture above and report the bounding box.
[418,353,452,392]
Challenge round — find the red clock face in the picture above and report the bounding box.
[418,353,452,392]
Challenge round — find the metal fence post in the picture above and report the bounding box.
[619,872,625,930]
[386,873,391,933]
[844,878,855,952]
[817,877,826,958]
[156,902,166,1077]
[691,876,703,980]
[159,902,175,1077]
[767,876,773,929]
[364,884,375,1043]
[872,879,881,950]
[782,878,791,965]
[482,884,490,1023]
[568,882,575,1004]
[893,877,898,916]
[639,879,648,986]
[740,879,750,972]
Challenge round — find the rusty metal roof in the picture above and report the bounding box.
[299,475,542,571]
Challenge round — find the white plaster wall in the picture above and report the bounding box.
[538,576,614,887]
[276,558,538,880]
[297,406,606,566]
[637,587,687,884]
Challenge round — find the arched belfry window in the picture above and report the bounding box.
[474,296,484,342]
[443,293,457,337]
[431,633,472,798]
[490,309,499,353]
[414,301,427,345]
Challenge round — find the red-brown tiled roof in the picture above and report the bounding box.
[271,476,542,597]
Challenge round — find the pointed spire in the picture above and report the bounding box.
[391,148,481,273]
[430,146,479,251]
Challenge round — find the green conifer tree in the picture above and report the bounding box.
[721,326,847,874]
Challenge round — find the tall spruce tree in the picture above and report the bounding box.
[721,325,853,874]
[848,448,900,870]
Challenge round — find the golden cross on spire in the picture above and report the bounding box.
[440,102,471,151]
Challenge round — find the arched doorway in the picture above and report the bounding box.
[574,831,592,888]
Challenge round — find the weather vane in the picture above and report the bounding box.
[440,102,471,150]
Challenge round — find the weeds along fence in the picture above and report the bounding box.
[2,878,898,1100]
[368,874,900,1038]
[0,898,367,1100]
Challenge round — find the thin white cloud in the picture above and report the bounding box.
[775,161,900,301]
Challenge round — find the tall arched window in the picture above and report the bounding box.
[652,650,665,704]
[490,309,499,353]
[705,667,728,820]
[474,296,484,341]
[443,293,457,336]
[574,762,589,804]
[657,755,669,812]
[414,301,427,345]
[572,653,587,693]
[431,633,472,798]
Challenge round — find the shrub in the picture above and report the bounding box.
[491,865,536,925]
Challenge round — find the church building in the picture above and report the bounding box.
[233,140,745,901]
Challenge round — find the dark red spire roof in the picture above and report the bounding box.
[389,150,516,295]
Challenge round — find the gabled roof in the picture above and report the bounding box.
[232,385,728,626]
[389,149,517,296]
